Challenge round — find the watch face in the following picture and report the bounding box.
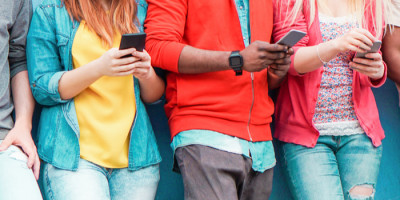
[230,57,242,67]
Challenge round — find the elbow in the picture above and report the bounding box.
[58,85,75,101]
[388,70,400,85]
[142,85,165,105]
[294,65,306,74]
[142,95,164,105]
[59,92,73,101]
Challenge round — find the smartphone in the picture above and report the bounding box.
[354,41,382,59]
[276,30,306,47]
[119,33,146,57]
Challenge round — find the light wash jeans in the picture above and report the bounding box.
[41,159,159,200]
[0,140,43,200]
[277,134,382,200]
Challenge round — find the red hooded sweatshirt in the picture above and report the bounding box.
[145,0,275,141]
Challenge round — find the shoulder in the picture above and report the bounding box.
[389,0,400,26]
[33,0,69,22]
[37,0,63,8]
[34,0,65,17]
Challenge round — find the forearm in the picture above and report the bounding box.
[11,71,34,129]
[58,60,102,100]
[387,58,400,84]
[294,40,340,74]
[178,46,231,74]
[138,71,165,103]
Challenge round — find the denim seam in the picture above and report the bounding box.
[253,160,276,173]
[39,4,64,9]
[56,32,69,39]
[38,149,78,171]
[282,144,300,199]
[33,83,57,95]
[129,160,161,171]
[44,165,55,200]
[39,6,55,26]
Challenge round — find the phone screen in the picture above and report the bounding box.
[119,33,146,52]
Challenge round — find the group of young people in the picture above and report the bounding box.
[0,0,399,200]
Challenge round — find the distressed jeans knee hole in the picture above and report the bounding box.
[349,184,375,200]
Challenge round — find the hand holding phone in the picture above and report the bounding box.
[276,30,306,48]
[354,41,382,59]
[350,40,384,80]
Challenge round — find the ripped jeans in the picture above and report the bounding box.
[277,134,382,200]
[0,140,43,200]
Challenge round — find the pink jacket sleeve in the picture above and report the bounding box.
[272,0,310,76]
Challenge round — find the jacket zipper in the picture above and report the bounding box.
[247,72,254,141]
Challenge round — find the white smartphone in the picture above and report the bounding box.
[354,41,382,59]
[276,30,306,47]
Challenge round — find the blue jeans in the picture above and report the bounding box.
[0,140,43,200]
[41,159,159,200]
[277,134,382,200]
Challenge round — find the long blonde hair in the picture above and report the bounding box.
[281,0,389,37]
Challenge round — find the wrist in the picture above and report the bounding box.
[229,51,243,76]
[91,58,106,78]
[137,67,156,82]
[13,119,32,131]
[329,39,342,53]
[372,63,385,80]
[268,66,286,79]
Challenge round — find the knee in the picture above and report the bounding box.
[348,184,375,199]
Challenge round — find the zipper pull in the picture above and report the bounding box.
[251,72,254,80]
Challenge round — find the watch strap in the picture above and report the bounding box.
[230,51,243,76]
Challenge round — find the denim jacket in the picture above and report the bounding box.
[26,0,161,171]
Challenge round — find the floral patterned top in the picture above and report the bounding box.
[312,13,364,135]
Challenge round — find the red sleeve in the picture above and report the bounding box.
[272,0,310,76]
[145,0,188,73]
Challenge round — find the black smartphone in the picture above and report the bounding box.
[354,41,382,59]
[276,30,306,47]
[119,33,146,57]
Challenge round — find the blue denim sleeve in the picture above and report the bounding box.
[26,6,69,106]
[136,0,147,33]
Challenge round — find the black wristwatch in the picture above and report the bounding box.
[229,51,243,76]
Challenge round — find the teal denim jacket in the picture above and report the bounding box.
[26,0,161,171]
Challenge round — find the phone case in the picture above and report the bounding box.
[355,41,382,59]
[276,30,306,47]
[119,33,146,52]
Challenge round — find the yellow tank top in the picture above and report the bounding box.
[72,21,135,168]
